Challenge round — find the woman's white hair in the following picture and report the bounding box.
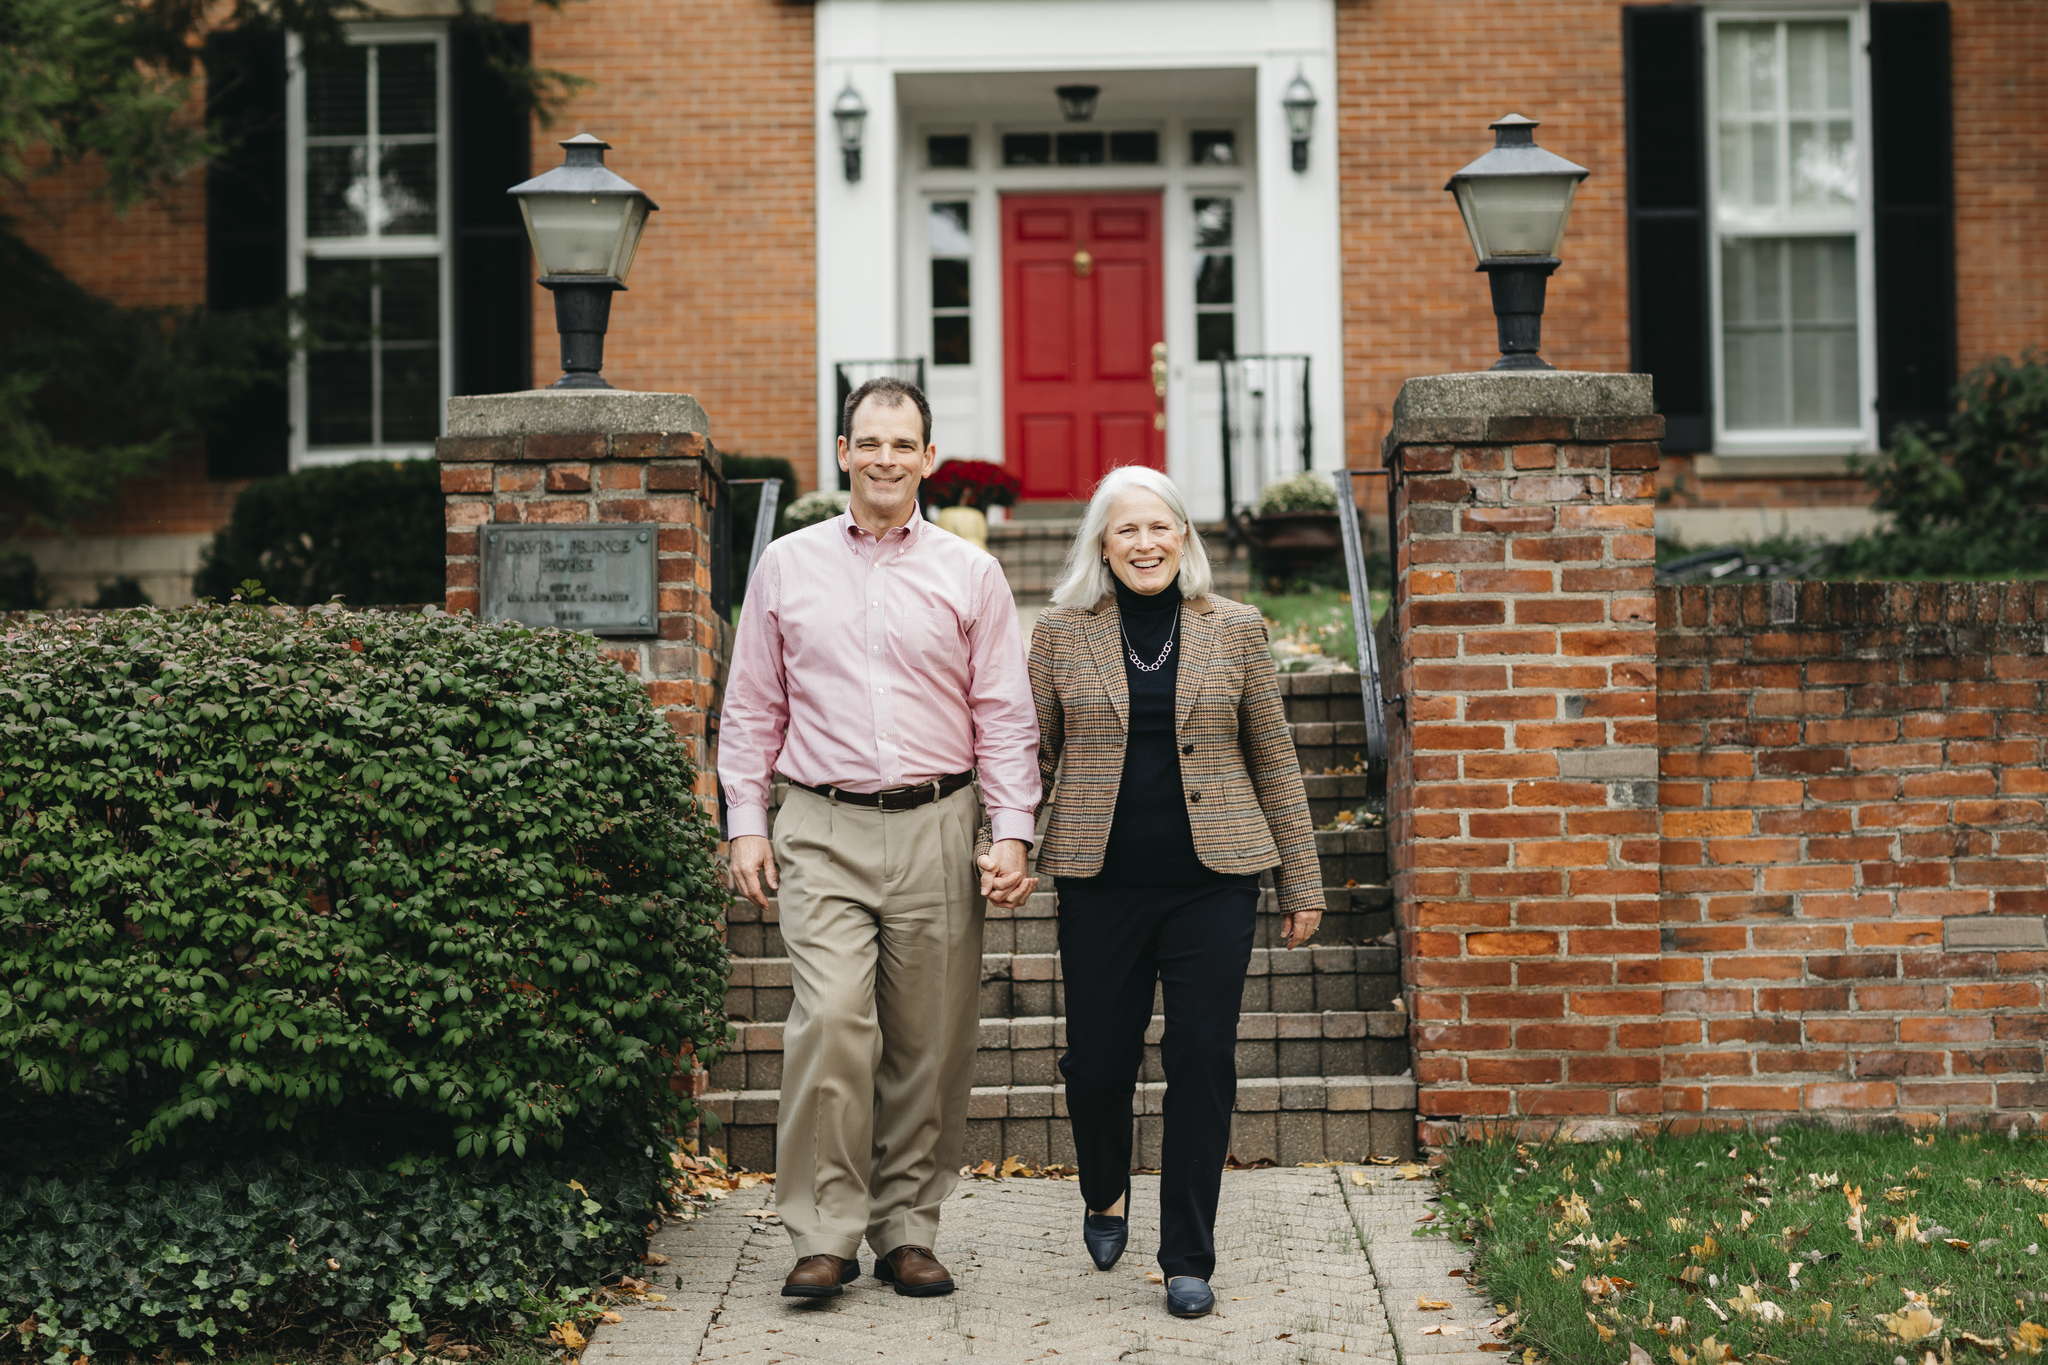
[1050,465,1215,609]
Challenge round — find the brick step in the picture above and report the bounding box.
[706,1009,1411,1092]
[722,883,1393,958]
[703,1074,1418,1172]
[723,945,1400,1024]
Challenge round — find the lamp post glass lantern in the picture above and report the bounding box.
[1282,69,1316,172]
[834,83,867,182]
[509,133,659,390]
[1444,113,1588,371]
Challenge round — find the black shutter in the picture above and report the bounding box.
[1623,6,1711,452]
[450,22,533,396]
[203,28,290,479]
[1870,2,1955,444]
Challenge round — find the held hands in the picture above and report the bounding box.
[978,838,1037,908]
[1281,910,1322,949]
[729,834,778,909]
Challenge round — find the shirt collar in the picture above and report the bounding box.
[841,508,925,548]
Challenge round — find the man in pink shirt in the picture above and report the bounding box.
[719,377,1040,1301]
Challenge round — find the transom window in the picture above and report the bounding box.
[1708,10,1872,447]
[999,128,1161,167]
[290,28,451,463]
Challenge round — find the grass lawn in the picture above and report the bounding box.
[1249,584,1391,671]
[1434,1126,2048,1364]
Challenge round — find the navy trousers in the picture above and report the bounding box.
[1054,879,1258,1280]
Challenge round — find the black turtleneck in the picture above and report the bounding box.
[1071,576,1243,889]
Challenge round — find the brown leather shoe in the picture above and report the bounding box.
[781,1254,859,1298]
[874,1244,955,1297]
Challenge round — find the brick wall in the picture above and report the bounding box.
[1333,0,2048,516]
[1657,581,2048,1128]
[438,421,723,799]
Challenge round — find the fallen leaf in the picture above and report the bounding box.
[1350,1170,1373,1186]
[1417,1298,1451,1310]
[1629,1346,1653,1365]
[642,1252,671,1266]
[552,1322,586,1352]
[1145,1271,1164,1284]
[1944,1238,1974,1252]
[999,1154,1027,1177]
[598,1310,622,1324]
[1880,1305,1944,1344]
[1396,1162,1431,1181]
[2015,1321,2048,1356]
[1957,1330,2006,1355]
[1421,1324,1466,1336]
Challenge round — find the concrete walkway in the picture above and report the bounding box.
[585,1168,1503,1364]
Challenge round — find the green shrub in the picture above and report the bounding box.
[2,1147,658,1359]
[194,459,445,605]
[1837,352,2048,576]
[0,604,730,1170]
[1256,471,1338,515]
[781,488,849,532]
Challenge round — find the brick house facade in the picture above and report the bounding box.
[7,0,2043,603]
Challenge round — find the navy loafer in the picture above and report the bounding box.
[1164,1275,1214,1318]
[1081,1212,1128,1270]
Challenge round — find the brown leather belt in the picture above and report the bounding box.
[790,771,974,811]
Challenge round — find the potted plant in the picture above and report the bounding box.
[1249,471,1343,584]
[780,488,850,533]
[922,458,1022,548]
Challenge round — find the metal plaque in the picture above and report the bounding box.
[480,523,658,636]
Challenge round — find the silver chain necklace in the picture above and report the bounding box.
[1121,609,1179,673]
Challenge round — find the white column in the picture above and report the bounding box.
[1254,50,1345,472]
[815,3,900,489]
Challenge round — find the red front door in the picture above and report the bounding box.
[1002,193,1165,501]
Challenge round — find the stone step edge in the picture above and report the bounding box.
[719,1009,1410,1053]
[728,882,1392,924]
[725,945,1401,986]
[702,1074,1419,1125]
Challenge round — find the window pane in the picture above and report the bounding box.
[1788,238,1859,427]
[1789,119,1856,211]
[1194,197,1233,248]
[378,141,437,234]
[932,314,971,366]
[1195,253,1234,306]
[1055,132,1104,165]
[1722,238,1786,430]
[1190,129,1236,166]
[1002,133,1050,166]
[1786,21,1850,113]
[308,347,373,446]
[931,258,970,310]
[1719,23,1777,118]
[378,259,439,342]
[306,46,367,136]
[1195,312,1235,362]
[1108,131,1159,164]
[307,259,374,343]
[926,134,971,168]
[928,201,971,256]
[308,143,369,238]
[1722,236,1860,432]
[382,345,441,442]
[377,43,438,134]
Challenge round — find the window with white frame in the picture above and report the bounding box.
[291,29,450,461]
[928,200,972,366]
[1192,194,1237,361]
[1708,10,1871,447]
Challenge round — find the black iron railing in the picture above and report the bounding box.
[1218,354,1312,527]
[833,358,927,489]
[1332,468,1401,806]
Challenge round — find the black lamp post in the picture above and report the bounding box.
[833,83,867,183]
[1282,69,1317,172]
[1444,114,1588,371]
[508,134,658,390]
[1055,83,1101,122]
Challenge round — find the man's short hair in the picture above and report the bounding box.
[842,376,933,448]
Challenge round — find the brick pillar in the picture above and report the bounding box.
[436,391,722,804]
[1385,372,1665,1143]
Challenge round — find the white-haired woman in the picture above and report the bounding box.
[1025,466,1322,1317]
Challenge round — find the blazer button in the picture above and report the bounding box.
[1188,790,1202,803]
[1181,743,1194,755]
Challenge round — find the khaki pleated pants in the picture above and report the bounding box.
[770,782,984,1260]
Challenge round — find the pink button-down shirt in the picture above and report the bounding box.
[718,510,1041,845]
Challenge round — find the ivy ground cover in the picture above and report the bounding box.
[1434,1126,2048,1364]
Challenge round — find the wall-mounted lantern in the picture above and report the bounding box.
[508,133,658,390]
[833,83,868,183]
[1282,68,1317,172]
[1444,113,1589,371]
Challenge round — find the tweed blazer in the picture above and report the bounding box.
[1026,591,1324,916]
